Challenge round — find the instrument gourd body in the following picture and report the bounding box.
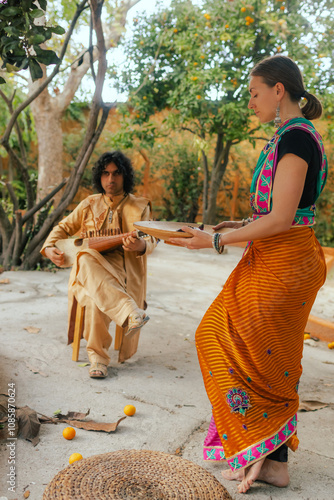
[55,229,143,268]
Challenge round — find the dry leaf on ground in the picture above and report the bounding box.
[62,416,126,433]
[0,278,10,284]
[55,409,90,420]
[16,406,41,446]
[298,400,332,412]
[24,326,41,334]
[25,363,48,377]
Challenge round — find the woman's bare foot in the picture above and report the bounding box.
[221,469,243,481]
[238,458,265,493]
[233,458,289,494]
[257,459,290,487]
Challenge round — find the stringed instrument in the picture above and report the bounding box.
[55,228,146,268]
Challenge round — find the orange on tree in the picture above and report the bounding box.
[62,427,76,440]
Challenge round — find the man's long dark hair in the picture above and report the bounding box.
[92,151,135,194]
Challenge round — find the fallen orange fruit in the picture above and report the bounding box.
[62,427,76,440]
[69,453,83,464]
[124,404,136,416]
[304,333,311,340]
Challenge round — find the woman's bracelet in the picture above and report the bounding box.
[212,232,224,254]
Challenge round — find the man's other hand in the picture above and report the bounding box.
[44,247,65,267]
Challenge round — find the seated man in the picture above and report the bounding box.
[41,151,157,378]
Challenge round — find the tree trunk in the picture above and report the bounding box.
[139,149,151,197]
[30,90,63,204]
[201,150,209,222]
[205,140,232,225]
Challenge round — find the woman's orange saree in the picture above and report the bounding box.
[196,228,326,470]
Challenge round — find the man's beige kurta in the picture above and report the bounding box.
[41,193,156,363]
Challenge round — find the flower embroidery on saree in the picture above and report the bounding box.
[226,388,251,416]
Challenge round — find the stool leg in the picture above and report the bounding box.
[72,304,85,361]
[114,325,125,351]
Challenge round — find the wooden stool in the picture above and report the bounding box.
[71,303,125,362]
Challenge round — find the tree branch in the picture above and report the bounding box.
[5,182,19,212]
[180,126,197,135]
[21,178,68,225]
[58,0,139,111]
[0,89,28,167]
[5,146,34,210]
[0,0,89,146]
[89,12,96,83]
[12,211,22,266]
[0,203,12,252]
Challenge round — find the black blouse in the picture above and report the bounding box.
[276,129,321,208]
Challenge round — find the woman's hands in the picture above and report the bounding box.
[168,221,246,250]
[44,247,65,267]
[168,226,213,250]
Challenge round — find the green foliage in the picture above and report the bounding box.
[152,142,202,222]
[0,0,65,83]
[117,0,333,136]
[113,0,334,223]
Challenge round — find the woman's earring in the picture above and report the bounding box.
[274,103,281,127]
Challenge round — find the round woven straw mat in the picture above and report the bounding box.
[43,449,233,499]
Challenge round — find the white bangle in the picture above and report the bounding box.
[212,232,224,254]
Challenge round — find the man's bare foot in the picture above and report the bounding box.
[257,459,289,487]
[238,458,265,494]
[221,469,243,481]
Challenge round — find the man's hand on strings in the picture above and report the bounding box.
[122,234,146,253]
[44,246,65,267]
[213,220,244,230]
[169,226,212,250]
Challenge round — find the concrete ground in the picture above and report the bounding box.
[0,242,334,500]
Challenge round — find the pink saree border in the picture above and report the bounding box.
[203,413,297,471]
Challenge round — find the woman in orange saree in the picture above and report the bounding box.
[169,56,328,494]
